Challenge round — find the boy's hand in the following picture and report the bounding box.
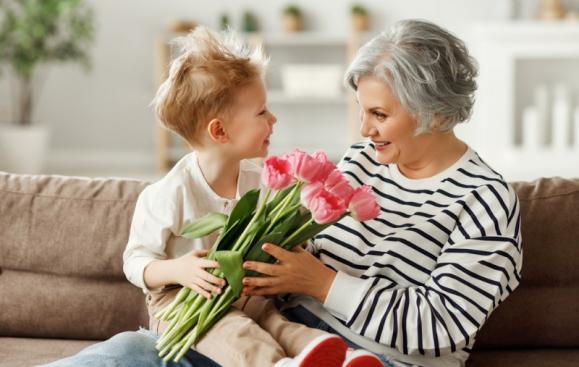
[172,249,226,300]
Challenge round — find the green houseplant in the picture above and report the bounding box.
[282,4,302,32]
[0,0,94,125]
[0,0,94,173]
[350,4,370,32]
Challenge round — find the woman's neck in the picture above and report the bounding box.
[196,150,240,199]
[397,131,467,180]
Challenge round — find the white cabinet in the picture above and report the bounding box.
[469,21,579,181]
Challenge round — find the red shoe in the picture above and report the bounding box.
[274,334,348,367]
[343,348,384,367]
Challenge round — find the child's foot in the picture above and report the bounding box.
[274,334,348,367]
[342,348,384,367]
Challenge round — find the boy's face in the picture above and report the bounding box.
[224,79,277,159]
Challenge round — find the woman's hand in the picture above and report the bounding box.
[171,249,226,299]
[241,243,337,303]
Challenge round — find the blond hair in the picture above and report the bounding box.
[153,26,269,146]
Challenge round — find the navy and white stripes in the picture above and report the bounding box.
[304,142,522,364]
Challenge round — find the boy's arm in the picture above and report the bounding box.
[144,249,226,299]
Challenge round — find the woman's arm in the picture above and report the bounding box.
[242,244,337,302]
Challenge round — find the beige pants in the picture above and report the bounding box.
[147,286,327,367]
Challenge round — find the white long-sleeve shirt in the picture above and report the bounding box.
[122,152,262,292]
[288,142,523,367]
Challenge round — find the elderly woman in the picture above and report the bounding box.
[241,19,523,367]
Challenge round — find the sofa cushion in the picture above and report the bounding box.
[0,268,149,339]
[0,337,97,367]
[475,177,579,349]
[0,172,148,279]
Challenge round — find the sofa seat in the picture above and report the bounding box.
[468,349,579,367]
[0,337,98,367]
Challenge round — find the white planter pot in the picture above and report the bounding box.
[0,125,50,174]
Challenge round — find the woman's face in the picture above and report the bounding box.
[356,76,425,165]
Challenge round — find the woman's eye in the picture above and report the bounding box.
[374,112,387,121]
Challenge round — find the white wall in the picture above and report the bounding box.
[1,0,578,175]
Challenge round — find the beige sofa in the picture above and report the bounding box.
[0,172,578,366]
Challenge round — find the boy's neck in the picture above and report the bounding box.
[196,150,240,200]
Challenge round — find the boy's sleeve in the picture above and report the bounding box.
[122,184,180,292]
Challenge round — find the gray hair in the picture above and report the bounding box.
[344,19,478,134]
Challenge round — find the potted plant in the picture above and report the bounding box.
[242,10,259,33]
[282,4,303,33]
[351,4,370,32]
[0,0,94,174]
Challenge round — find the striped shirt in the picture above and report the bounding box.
[288,142,523,367]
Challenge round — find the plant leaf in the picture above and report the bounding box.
[228,189,259,227]
[180,213,228,239]
[213,251,244,297]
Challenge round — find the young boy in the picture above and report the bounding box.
[123,27,382,367]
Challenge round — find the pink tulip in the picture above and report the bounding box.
[307,189,347,224]
[286,149,324,183]
[311,151,336,182]
[349,185,380,221]
[324,169,354,204]
[300,181,323,208]
[261,156,294,190]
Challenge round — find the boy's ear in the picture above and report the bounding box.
[207,118,229,144]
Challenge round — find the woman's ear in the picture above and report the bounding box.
[429,116,444,131]
[207,118,229,144]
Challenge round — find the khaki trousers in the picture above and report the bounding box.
[147,286,327,367]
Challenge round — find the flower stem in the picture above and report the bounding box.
[264,182,302,234]
[280,218,314,248]
[231,189,271,253]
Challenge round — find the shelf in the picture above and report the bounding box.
[247,32,356,46]
[267,90,349,104]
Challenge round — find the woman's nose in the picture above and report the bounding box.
[359,113,374,137]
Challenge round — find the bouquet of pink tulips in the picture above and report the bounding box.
[154,149,380,362]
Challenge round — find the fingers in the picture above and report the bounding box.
[242,260,279,276]
[242,276,276,288]
[292,245,306,253]
[196,258,220,269]
[190,277,222,299]
[190,284,213,300]
[261,243,291,261]
[195,267,226,288]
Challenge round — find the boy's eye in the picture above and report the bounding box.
[259,109,267,116]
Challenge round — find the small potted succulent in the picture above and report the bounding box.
[351,4,370,32]
[282,4,303,32]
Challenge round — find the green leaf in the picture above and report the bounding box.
[271,210,300,237]
[228,189,259,227]
[180,212,228,239]
[213,251,244,297]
